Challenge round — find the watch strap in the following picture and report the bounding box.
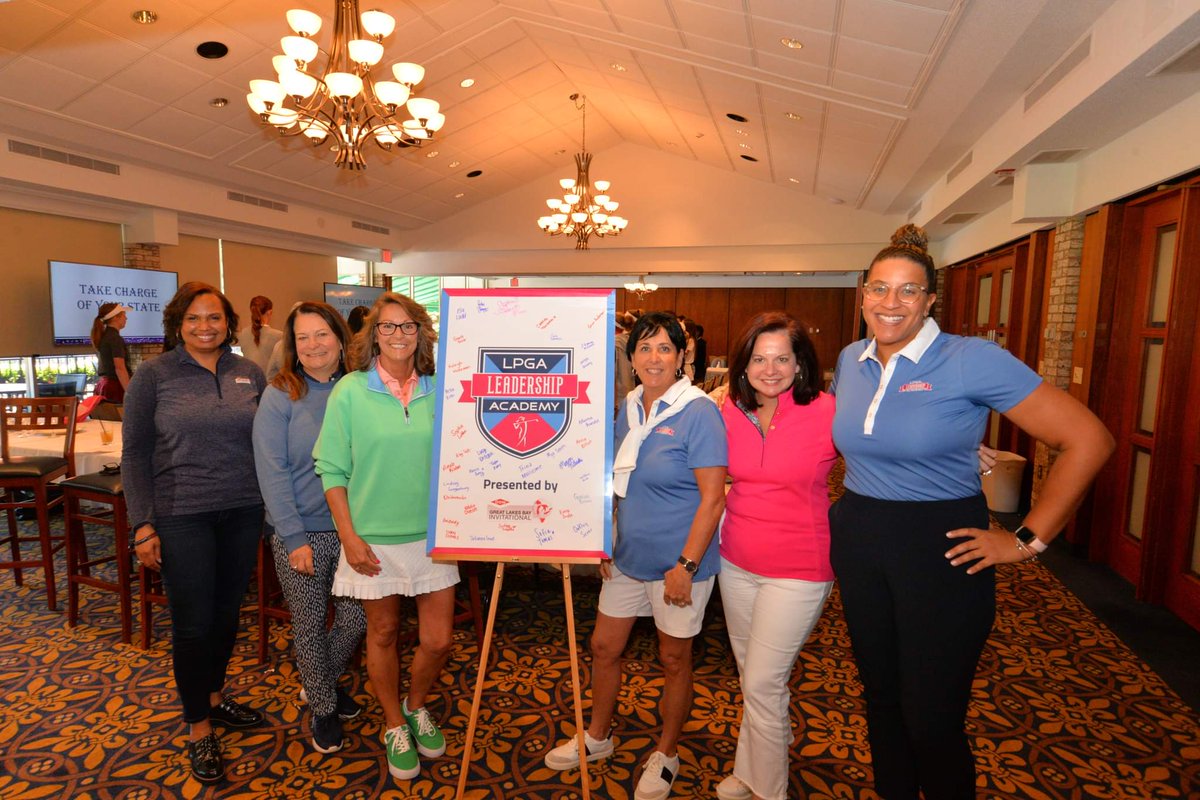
[677,555,698,574]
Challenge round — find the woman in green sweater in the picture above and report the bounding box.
[314,292,458,784]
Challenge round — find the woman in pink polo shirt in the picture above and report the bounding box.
[714,311,836,800]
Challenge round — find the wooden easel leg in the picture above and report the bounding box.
[455,562,506,800]
[562,563,592,800]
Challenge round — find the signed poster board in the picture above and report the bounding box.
[428,289,614,562]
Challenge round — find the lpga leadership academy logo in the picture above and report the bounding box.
[459,348,591,459]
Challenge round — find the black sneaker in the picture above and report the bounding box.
[188,732,223,783]
[312,711,345,753]
[335,687,363,720]
[209,697,263,728]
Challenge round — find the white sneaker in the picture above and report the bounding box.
[634,751,680,800]
[543,731,614,770]
[716,773,752,800]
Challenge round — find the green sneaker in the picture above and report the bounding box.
[402,700,446,757]
[384,724,419,780]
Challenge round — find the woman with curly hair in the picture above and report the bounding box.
[314,291,458,783]
[124,281,267,784]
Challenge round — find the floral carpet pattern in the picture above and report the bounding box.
[1,521,1198,799]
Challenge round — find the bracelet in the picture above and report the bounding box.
[130,531,159,550]
[1013,537,1038,563]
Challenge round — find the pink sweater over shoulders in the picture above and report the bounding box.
[719,391,837,581]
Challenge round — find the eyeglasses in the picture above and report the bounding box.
[863,282,928,304]
[375,321,419,335]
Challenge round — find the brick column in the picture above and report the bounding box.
[1031,216,1085,500]
[123,243,164,371]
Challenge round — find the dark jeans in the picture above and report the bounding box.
[157,505,264,723]
[829,490,994,800]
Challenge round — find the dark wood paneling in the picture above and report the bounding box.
[784,287,852,376]
[676,288,730,363]
[727,289,786,356]
[621,287,677,315]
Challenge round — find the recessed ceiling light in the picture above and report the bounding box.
[208,97,228,108]
[460,78,475,88]
[132,10,157,24]
[738,143,752,150]
[466,169,483,178]
[448,160,461,168]
[780,37,804,50]
[788,177,800,184]
[726,112,748,123]
[196,41,228,59]
[783,112,803,121]
[425,150,440,158]
[734,128,750,137]
[610,62,628,72]
[454,192,465,198]
[740,154,758,162]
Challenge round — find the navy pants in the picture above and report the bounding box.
[829,490,994,800]
[157,505,264,723]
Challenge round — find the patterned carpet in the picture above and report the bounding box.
[2,518,1199,799]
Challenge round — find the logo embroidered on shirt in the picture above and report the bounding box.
[654,426,676,436]
[235,377,252,384]
[898,380,932,392]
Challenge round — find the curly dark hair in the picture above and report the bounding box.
[867,223,936,289]
[728,311,821,409]
[162,281,238,350]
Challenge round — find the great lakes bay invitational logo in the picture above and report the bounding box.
[459,347,590,458]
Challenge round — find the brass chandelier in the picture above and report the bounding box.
[536,94,628,249]
[246,1,444,170]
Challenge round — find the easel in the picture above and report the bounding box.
[454,555,601,800]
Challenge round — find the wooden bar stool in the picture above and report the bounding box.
[61,470,133,643]
[139,563,169,649]
[256,535,291,665]
[0,396,78,611]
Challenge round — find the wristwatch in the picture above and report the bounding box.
[1014,525,1047,554]
[677,555,699,575]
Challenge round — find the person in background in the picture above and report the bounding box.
[614,311,636,415]
[125,282,267,785]
[253,302,366,755]
[829,224,1114,800]
[692,324,708,384]
[314,292,458,784]
[238,295,283,374]
[347,304,371,335]
[680,316,697,382]
[713,312,835,800]
[544,311,727,800]
[91,302,132,402]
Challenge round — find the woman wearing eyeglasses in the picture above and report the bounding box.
[828,225,1113,800]
[313,292,458,784]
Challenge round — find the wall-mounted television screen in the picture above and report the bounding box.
[49,260,179,346]
[324,282,384,319]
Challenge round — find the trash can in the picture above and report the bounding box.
[981,451,1027,513]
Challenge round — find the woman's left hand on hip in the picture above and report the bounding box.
[945,526,1026,574]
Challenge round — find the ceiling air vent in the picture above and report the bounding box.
[1148,38,1200,76]
[8,139,120,175]
[352,220,390,235]
[1026,148,1085,164]
[907,201,922,221]
[946,151,972,184]
[941,212,979,225]
[227,191,288,212]
[1025,34,1091,112]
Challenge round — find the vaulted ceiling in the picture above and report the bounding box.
[1,0,1197,247]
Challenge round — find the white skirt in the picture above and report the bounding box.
[332,540,460,600]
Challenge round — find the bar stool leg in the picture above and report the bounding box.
[34,483,57,612]
[114,500,132,645]
[5,499,24,586]
[65,492,82,628]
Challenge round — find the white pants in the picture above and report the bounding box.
[719,558,833,800]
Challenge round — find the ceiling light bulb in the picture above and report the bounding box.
[246,93,267,114]
[594,194,610,205]
[324,72,363,98]
[393,62,425,86]
[249,79,286,106]
[593,179,610,192]
[273,55,297,75]
[286,9,321,36]
[780,37,804,49]
[424,112,446,132]
[348,39,384,66]
[373,80,410,108]
[280,69,318,98]
[132,10,157,24]
[559,178,576,190]
[564,193,580,205]
[281,36,319,64]
[460,78,475,88]
[360,9,396,38]
[406,96,439,121]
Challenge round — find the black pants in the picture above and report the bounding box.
[829,490,994,800]
[157,505,264,723]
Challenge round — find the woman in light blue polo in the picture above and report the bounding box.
[544,311,727,800]
[829,224,1113,800]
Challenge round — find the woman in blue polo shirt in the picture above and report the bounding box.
[829,225,1113,800]
[544,311,727,800]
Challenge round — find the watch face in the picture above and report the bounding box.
[1016,527,1035,544]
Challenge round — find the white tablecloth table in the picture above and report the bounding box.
[8,421,123,476]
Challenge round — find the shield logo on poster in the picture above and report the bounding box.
[459,347,591,458]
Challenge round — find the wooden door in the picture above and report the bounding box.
[968,253,1017,447]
